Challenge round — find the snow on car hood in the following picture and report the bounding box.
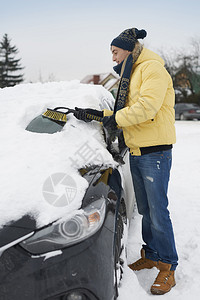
[0,80,116,228]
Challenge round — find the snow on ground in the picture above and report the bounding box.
[0,81,116,228]
[119,121,200,299]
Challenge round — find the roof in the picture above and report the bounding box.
[81,73,120,91]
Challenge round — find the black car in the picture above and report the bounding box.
[0,107,135,300]
[175,103,200,120]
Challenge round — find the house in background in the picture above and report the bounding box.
[81,73,120,98]
[174,67,200,95]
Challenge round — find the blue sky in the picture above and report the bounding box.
[1,0,200,82]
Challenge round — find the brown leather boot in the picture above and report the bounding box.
[128,249,158,271]
[151,261,176,295]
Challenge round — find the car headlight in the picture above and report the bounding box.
[20,198,106,254]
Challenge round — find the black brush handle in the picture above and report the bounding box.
[53,107,76,114]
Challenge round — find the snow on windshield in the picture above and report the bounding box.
[0,81,116,228]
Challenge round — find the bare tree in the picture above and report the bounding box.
[159,38,200,103]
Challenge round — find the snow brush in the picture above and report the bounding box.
[42,107,75,123]
[42,107,103,123]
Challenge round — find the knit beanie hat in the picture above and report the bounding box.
[111,28,147,51]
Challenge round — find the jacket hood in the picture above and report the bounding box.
[134,47,165,68]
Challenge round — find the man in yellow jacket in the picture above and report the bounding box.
[74,27,178,295]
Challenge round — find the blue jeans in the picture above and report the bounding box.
[129,150,178,270]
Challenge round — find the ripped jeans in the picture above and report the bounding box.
[129,150,178,270]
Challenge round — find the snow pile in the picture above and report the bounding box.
[119,121,200,299]
[0,81,115,228]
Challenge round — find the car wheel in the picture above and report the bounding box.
[180,113,186,120]
[114,200,127,299]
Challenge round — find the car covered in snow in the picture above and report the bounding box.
[0,82,135,300]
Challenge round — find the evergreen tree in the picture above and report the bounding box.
[0,34,24,88]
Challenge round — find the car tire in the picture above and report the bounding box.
[180,113,186,120]
[114,200,127,299]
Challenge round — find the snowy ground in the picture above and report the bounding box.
[119,121,200,299]
[0,82,200,299]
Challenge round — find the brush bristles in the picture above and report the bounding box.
[42,109,67,123]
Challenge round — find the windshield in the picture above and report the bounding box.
[26,115,64,133]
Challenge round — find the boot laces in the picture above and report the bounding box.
[135,258,149,266]
[155,271,172,285]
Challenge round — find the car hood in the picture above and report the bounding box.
[0,164,108,248]
[0,215,37,248]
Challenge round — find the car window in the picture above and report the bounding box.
[185,104,198,108]
[26,115,64,133]
[175,103,200,109]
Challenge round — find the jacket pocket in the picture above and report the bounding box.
[135,119,159,144]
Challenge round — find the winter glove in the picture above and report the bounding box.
[102,114,117,131]
[74,107,103,122]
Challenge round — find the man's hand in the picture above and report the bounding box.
[102,114,117,131]
[73,107,91,122]
[74,107,103,122]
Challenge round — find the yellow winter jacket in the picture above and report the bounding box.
[105,47,176,156]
